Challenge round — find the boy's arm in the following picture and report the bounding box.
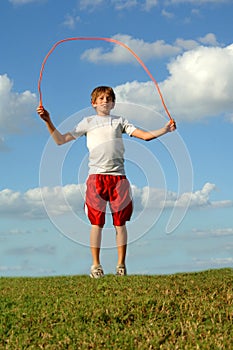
[37,106,75,145]
[131,120,176,141]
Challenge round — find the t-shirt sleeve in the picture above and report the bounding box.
[122,117,137,136]
[70,118,88,139]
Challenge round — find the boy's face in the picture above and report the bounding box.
[92,93,115,116]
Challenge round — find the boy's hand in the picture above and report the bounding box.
[165,120,176,132]
[37,106,51,123]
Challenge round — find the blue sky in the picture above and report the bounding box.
[0,0,233,276]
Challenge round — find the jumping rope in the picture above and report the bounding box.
[38,37,174,123]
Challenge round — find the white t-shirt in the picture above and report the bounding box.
[70,114,136,175]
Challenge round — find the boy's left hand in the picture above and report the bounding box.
[165,120,176,132]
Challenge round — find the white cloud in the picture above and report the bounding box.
[141,182,233,209]
[0,228,47,235]
[0,265,25,272]
[7,244,55,256]
[62,14,81,29]
[194,257,233,269]
[162,9,175,18]
[174,182,215,208]
[114,81,157,120]
[193,227,233,237]
[198,33,219,46]
[144,0,159,10]
[81,33,219,64]
[113,43,233,122]
[0,137,10,152]
[81,34,181,64]
[227,113,233,123]
[79,0,105,10]
[79,0,153,11]
[163,44,233,121]
[114,0,138,10]
[0,263,55,275]
[79,0,231,10]
[0,182,231,220]
[174,38,199,50]
[168,0,231,3]
[9,0,45,4]
[0,74,37,148]
[0,185,85,219]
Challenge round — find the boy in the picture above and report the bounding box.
[37,86,176,278]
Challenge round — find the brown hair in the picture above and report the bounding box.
[91,86,116,103]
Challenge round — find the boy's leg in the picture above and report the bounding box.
[115,225,127,266]
[90,225,103,266]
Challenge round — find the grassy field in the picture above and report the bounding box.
[0,268,232,349]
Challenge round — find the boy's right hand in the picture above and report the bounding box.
[37,106,51,123]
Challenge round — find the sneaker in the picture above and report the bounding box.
[90,264,104,278]
[116,264,127,276]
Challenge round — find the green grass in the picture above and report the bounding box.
[1,269,232,349]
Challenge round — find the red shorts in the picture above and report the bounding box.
[85,174,133,226]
